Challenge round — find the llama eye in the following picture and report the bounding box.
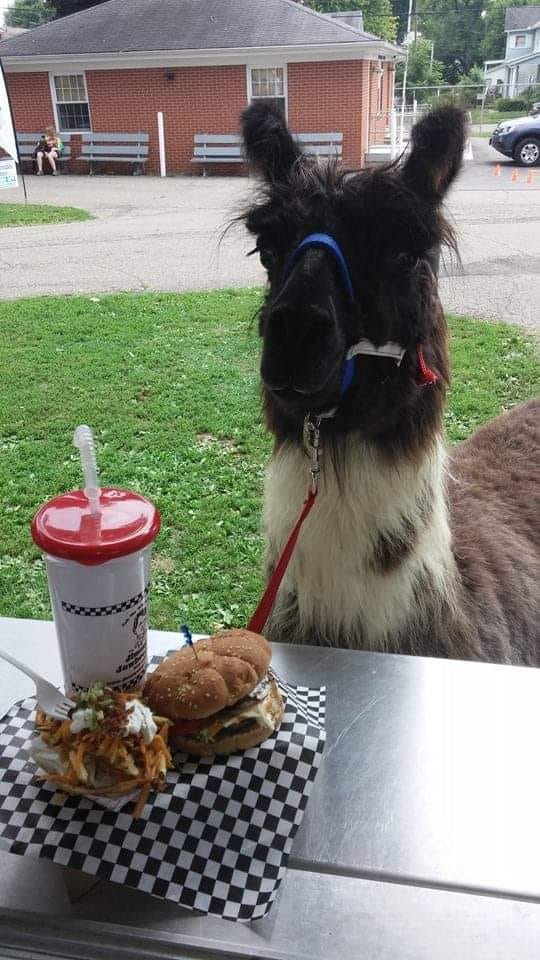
[247,242,275,269]
[258,247,275,270]
[396,252,419,273]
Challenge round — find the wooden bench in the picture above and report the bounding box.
[78,132,149,174]
[191,134,244,175]
[16,133,72,172]
[191,131,343,175]
[295,132,343,159]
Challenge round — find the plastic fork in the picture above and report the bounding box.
[0,647,76,720]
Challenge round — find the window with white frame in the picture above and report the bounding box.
[513,34,527,47]
[53,74,90,131]
[249,67,286,115]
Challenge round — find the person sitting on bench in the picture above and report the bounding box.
[35,127,63,175]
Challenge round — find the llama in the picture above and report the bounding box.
[240,103,539,665]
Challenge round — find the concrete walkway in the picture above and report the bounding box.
[1,138,539,330]
[0,176,262,297]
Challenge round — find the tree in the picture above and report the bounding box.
[395,38,445,100]
[455,63,485,106]
[481,0,539,62]
[416,0,486,80]
[46,0,108,16]
[5,0,54,28]
[302,0,398,42]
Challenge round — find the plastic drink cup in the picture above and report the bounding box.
[31,488,160,694]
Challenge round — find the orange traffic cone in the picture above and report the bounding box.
[493,163,501,177]
[526,170,535,184]
[511,169,519,182]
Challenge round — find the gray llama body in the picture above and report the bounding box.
[263,400,539,665]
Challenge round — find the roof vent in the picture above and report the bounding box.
[325,10,364,32]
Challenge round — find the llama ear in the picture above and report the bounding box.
[402,106,466,201]
[241,102,301,183]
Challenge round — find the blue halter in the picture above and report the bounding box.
[281,233,356,396]
[279,233,438,399]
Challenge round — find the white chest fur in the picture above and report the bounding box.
[263,434,456,650]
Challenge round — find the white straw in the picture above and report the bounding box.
[73,425,100,515]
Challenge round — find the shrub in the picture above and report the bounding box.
[497,97,527,112]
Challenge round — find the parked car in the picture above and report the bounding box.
[529,102,540,117]
[490,115,540,166]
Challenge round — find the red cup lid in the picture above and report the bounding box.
[31,487,161,565]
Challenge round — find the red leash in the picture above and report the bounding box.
[416,345,438,386]
[247,488,317,634]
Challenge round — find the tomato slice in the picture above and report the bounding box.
[171,716,211,737]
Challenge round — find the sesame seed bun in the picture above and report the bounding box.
[143,630,272,721]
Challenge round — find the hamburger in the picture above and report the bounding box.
[143,630,284,755]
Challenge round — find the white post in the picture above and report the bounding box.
[390,109,397,159]
[463,110,473,161]
[399,53,408,152]
[157,111,166,178]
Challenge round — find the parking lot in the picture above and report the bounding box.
[440,136,539,330]
[1,136,539,330]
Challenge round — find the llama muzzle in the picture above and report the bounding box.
[262,246,345,402]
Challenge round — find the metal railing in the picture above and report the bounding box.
[367,77,538,161]
[397,82,539,134]
[368,106,429,158]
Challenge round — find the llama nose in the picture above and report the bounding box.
[261,301,340,394]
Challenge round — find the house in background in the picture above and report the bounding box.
[0,0,402,174]
[484,5,540,97]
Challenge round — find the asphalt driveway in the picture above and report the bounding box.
[1,137,539,330]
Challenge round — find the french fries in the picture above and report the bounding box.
[34,697,173,817]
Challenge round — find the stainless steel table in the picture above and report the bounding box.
[1,616,539,959]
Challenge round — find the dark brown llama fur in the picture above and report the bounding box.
[240,102,539,665]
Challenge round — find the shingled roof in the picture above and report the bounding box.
[0,0,395,57]
[504,5,540,31]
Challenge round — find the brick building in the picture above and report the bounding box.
[0,0,402,174]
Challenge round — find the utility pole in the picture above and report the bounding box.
[400,0,415,150]
[406,0,414,37]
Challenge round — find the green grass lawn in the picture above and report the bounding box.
[470,109,527,124]
[0,290,537,634]
[0,202,91,228]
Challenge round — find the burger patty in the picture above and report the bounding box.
[176,677,277,743]
[214,718,258,740]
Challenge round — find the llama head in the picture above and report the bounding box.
[241,103,466,451]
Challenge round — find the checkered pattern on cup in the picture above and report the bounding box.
[61,585,149,618]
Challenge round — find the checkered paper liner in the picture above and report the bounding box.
[0,655,326,922]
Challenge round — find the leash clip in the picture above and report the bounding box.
[303,413,322,494]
